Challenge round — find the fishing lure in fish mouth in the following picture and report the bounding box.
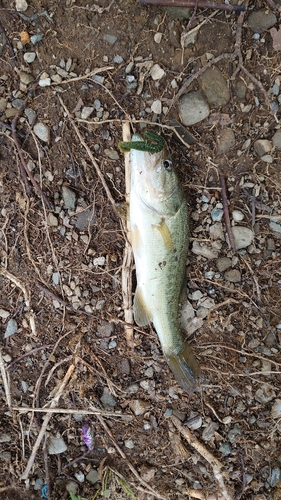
[118,130,165,153]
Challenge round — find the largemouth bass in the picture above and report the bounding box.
[125,132,201,394]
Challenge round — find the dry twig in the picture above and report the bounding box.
[0,266,36,336]
[0,348,11,408]
[121,122,135,349]
[140,0,246,11]
[20,362,77,480]
[170,415,234,500]
[220,177,236,251]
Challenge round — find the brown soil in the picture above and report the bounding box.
[0,1,281,499]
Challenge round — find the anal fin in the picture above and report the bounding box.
[164,343,201,394]
[133,287,152,327]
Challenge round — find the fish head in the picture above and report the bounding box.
[131,134,183,215]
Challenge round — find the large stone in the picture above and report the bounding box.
[199,67,230,107]
[179,91,210,126]
[247,10,277,33]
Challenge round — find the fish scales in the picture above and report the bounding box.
[128,133,201,394]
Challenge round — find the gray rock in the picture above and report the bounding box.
[73,208,95,231]
[192,241,219,259]
[269,467,281,487]
[219,442,232,456]
[19,71,34,85]
[62,185,76,210]
[103,34,117,45]
[270,220,281,233]
[0,97,7,111]
[100,387,117,408]
[24,107,36,125]
[39,77,51,87]
[217,257,232,272]
[104,148,119,160]
[66,481,79,494]
[113,55,123,64]
[216,128,235,155]
[254,139,272,156]
[179,91,210,126]
[34,478,44,491]
[261,154,273,163]
[236,79,247,99]
[227,226,254,250]
[5,108,18,118]
[5,319,18,338]
[272,129,281,148]
[48,436,67,454]
[224,269,241,283]
[33,122,50,142]
[199,67,230,107]
[86,469,99,485]
[255,384,276,404]
[271,399,281,419]
[232,210,244,222]
[47,213,58,227]
[247,9,277,33]
[30,33,43,45]
[81,106,94,120]
[211,208,224,222]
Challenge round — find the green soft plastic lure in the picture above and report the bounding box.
[118,130,164,153]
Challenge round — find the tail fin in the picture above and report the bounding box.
[165,343,201,394]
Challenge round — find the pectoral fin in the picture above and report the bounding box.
[133,287,152,327]
[153,218,174,251]
[164,343,201,394]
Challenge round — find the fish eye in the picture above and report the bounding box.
[163,159,173,171]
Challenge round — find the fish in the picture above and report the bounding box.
[128,132,201,394]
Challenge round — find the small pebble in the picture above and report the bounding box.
[33,122,50,142]
[150,64,165,81]
[272,129,281,149]
[232,210,244,222]
[47,436,67,454]
[228,226,254,250]
[23,52,36,63]
[103,34,117,45]
[47,213,58,227]
[86,469,99,485]
[113,55,123,64]
[104,148,119,160]
[5,319,18,338]
[19,71,34,85]
[125,440,134,449]
[39,78,51,87]
[224,269,241,283]
[81,106,94,119]
[271,399,281,419]
[211,208,224,222]
[254,139,272,156]
[217,257,232,272]
[100,387,117,408]
[255,384,276,404]
[62,185,76,210]
[151,100,162,114]
[179,91,210,126]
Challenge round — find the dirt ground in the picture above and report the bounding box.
[1,0,281,499]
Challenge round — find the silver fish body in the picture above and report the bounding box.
[129,134,200,394]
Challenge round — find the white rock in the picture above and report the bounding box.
[39,78,51,87]
[150,64,165,81]
[271,399,281,419]
[151,100,162,114]
[228,226,254,250]
[232,210,244,222]
[16,0,28,11]
[93,256,105,266]
[0,309,9,319]
[154,33,163,44]
[24,52,36,64]
[33,122,50,142]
